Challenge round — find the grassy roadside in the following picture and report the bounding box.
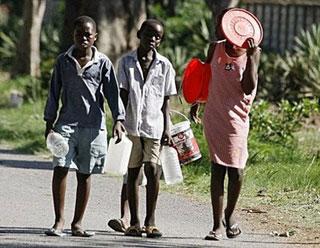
[0,77,319,240]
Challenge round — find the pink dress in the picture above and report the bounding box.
[203,41,257,169]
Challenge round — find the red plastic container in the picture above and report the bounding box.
[182,59,211,104]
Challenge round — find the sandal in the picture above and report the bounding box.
[226,223,242,239]
[44,228,66,237]
[108,219,127,233]
[204,230,223,241]
[71,229,95,237]
[124,226,142,237]
[145,226,162,238]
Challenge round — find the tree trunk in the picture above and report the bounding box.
[61,0,146,63]
[205,0,240,40]
[12,0,46,77]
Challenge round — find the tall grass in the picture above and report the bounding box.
[0,101,46,154]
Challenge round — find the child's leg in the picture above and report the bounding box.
[144,162,161,227]
[120,182,130,224]
[211,162,226,232]
[71,172,91,232]
[52,166,69,230]
[107,176,130,233]
[127,166,142,227]
[225,167,244,227]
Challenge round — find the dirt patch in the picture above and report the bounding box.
[239,196,320,244]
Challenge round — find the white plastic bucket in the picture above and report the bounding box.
[170,110,201,165]
[160,146,183,185]
[104,135,132,176]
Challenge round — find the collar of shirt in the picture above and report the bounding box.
[65,45,99,76]
[128,49,163,81]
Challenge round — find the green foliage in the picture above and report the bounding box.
[0,13,21,70]
[40,23,61,84]
[250,99,319,144]
[149,1,212,90]
[0,76,46,106]
[258,24,320,101]
[285,24,320,98]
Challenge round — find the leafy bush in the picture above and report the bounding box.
[149,1,212,90]
[258,24,320,101]
[250,99,319,144]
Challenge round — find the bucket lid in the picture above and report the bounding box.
[182,59,211,104]
[221,8,263,48]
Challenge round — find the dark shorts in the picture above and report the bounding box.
[52,124,107,174]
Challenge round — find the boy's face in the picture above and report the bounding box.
[139,22,164,50]
[73,22,97,50]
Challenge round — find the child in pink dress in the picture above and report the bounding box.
[190,9,261,241]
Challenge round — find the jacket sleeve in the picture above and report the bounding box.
[43,57,62,123]
[103,59,126,122]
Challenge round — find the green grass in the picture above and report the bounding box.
[0,100,46,154]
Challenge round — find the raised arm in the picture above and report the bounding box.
[241,38,261,95]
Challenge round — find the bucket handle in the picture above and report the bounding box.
[170,110,189,123]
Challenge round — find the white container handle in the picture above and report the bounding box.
[170,109,190,124]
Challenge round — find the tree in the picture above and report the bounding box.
[61,0,146,63]
[146,0,179,16]
[12,0,46,77]
[205,0,239,39]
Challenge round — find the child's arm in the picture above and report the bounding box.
[189,42,216,123]
[161,96,172,145]
[103,61,126,140]
[43,60,62,138]
[205,42,217,64]
[241,38,261,95]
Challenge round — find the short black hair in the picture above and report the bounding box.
[138,19,165,39]
[73,16,96,31]
[140,19,164,32]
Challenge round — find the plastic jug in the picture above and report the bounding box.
[160,146,183,185]
[46,132,69,157]
[105,135,132,176]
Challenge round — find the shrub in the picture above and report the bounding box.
[258,24,320,102]
[250,99,319,144]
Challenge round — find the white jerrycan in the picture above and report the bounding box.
[105,135,132,176]
[160,145,183,185]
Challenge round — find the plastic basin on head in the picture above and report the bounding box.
[221,8,263,48]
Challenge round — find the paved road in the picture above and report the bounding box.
[0,148,316,247]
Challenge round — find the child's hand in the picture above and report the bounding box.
[189,103,202,124]
[246,38,261,63]
[161,130,173,146]
[113,120,126,143]
[45,121,54,139]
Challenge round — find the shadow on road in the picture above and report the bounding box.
[0,226,216,248]
[0,148,51,170]
[0,159,51,170]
